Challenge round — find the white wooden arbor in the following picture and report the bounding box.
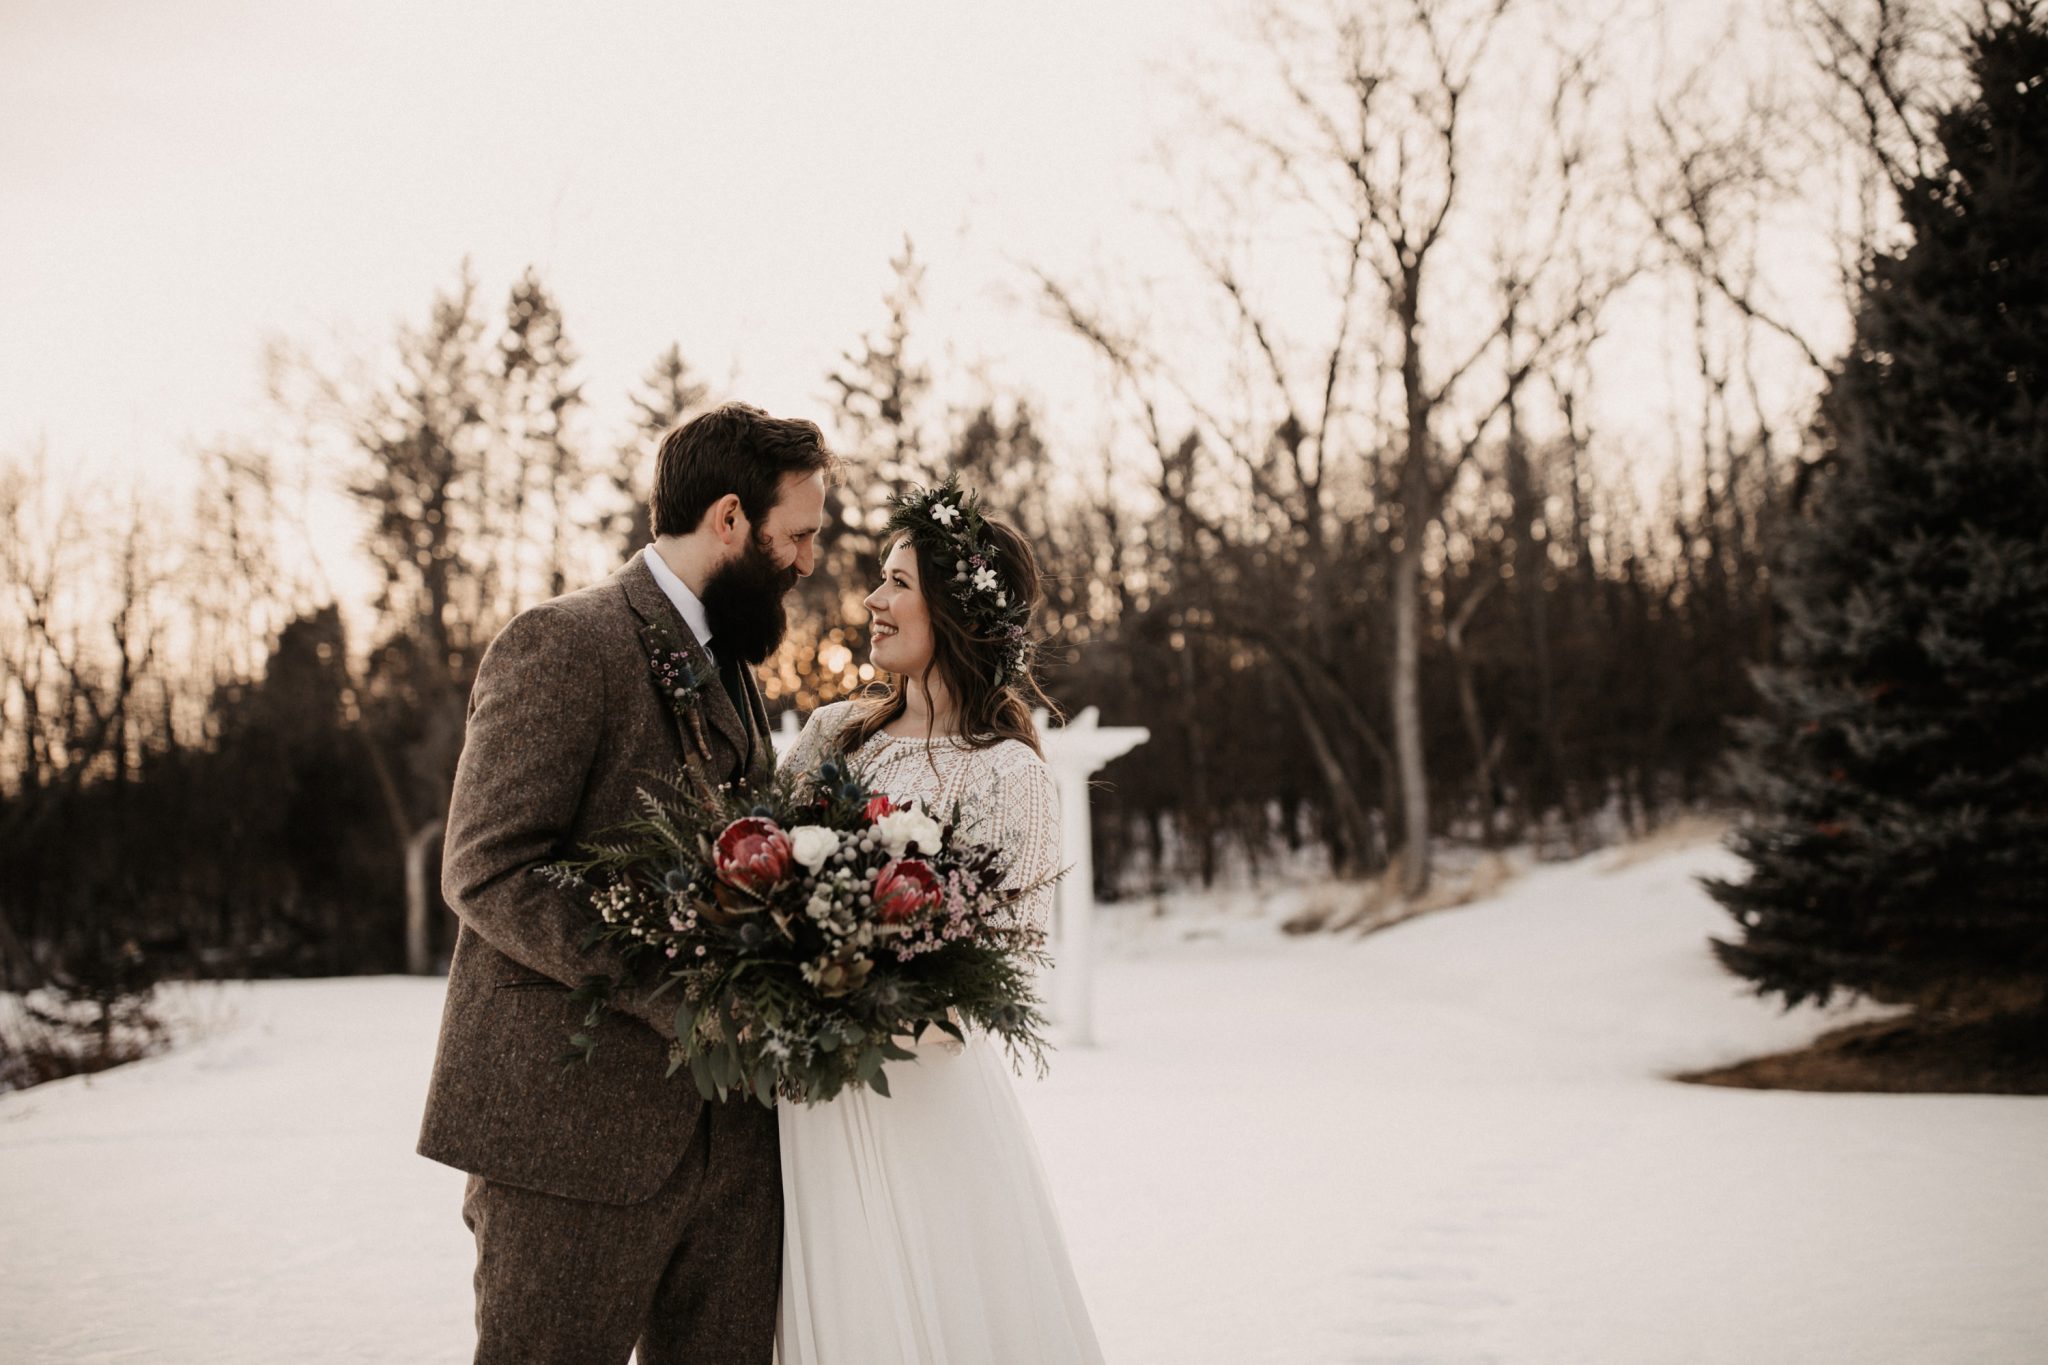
[774,705,1149,1046]
[1032,706,1148,1045]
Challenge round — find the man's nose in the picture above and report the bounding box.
[796,543,816,577]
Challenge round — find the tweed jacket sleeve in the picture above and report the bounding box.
[439,602,677,1041]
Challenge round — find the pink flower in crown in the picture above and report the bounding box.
[714,817,792,894]
[872,858,942,923]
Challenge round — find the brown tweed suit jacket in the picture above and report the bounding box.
[418,553,777,1206]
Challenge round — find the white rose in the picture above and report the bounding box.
[874,803,944,859]
[789,825,841,872]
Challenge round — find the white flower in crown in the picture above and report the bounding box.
[929,501,960,527]
[996,592,1008,607]
[972,566,999,592]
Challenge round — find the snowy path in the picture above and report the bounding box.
[4,838,2044,1363]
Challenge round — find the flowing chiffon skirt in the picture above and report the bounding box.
[774,1030,1106,1365]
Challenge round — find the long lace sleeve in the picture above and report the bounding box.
[983,747,1062,933]
[778,700,852,780]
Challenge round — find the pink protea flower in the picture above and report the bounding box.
[714,816,792,894]
[872,858,942,924]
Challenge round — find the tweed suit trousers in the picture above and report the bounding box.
[463,1098,780,1365]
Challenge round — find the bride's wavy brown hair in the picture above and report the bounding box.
[846,515,1061,757]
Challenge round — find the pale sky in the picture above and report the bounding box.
[3,2,1204,466]
[3,0,1850,610]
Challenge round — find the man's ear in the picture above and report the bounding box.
[710,493,748,547]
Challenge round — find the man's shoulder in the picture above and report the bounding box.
[472,582,641,689]
[495,577,631,646]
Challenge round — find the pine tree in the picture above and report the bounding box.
[497,269,589,599]
[604,342,713,557]
[1705,3,2048,1013]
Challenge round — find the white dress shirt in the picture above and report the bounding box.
[641,544,717,666]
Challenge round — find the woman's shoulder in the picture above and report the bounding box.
[804,699,872,744]
[962,734,1051,782]
[810,699,857,730]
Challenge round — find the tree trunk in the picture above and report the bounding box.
[1389,534,1432,896]
[1445,577,1502,846]
[1393,267,1434,898]
[1272,662,1377,876]
[405,818,446,975]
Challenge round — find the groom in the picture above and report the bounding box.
[419,403,832,1364]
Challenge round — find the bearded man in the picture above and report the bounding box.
[417,402,832,1365]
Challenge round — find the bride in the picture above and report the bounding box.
[773,481,1106,1365]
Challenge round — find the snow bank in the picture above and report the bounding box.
[3,837,2041,1363]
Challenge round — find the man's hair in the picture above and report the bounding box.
[649,402,835,537]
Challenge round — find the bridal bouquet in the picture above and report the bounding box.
[538,756,1055,1106]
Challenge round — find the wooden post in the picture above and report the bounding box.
[405,819,445,975]
[1036,707,1149,1047]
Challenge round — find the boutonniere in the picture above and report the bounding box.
[641,620,720,798]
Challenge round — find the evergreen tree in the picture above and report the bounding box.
[1705,2,2048,1012]
[609,342,712,555]
[497,269,589,599]
[781,239,937,707]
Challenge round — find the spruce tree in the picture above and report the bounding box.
[1705,2,2048,1013]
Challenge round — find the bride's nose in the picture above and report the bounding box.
[862,586,884,612]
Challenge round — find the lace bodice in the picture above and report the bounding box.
[779,701,1061,931]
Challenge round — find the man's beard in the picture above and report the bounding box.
[699,533,801,665]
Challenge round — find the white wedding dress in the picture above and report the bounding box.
[772,701,1105,1365]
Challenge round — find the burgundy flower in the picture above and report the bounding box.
[714,817,793,894]
[872,858,942,923]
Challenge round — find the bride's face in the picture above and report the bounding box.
[863,540,934,676]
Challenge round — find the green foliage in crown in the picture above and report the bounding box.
[883,477,1033,684]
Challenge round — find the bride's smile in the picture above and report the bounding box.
[862,540,934,677]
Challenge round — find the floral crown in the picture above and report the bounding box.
[883,476,1033,685]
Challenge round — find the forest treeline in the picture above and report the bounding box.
[1,0,1935,987]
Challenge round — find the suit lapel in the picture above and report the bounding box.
[615,554,751,764]
[736,656,775,789]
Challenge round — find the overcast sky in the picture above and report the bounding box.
[3,0,1847,600]
[3,2,1210,473]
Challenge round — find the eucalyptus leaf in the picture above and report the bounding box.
[688,1049,717,1102]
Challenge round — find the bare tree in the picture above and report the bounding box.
[1043,0,1630,896]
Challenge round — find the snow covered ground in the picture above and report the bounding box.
[3,834,2043,1364]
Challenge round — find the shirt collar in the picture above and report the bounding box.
[641,544,715,658]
